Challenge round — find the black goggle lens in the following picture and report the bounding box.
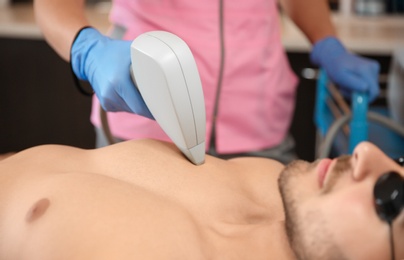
[374,171,404,223]
[373,157,404,260]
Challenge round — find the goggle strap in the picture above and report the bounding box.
[388,221,395,260]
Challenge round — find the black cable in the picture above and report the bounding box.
[208,0,226,156]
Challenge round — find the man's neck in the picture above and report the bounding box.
[200,160,294,259]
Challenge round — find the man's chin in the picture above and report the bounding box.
[278,162,347,260]
[278,164,304,259]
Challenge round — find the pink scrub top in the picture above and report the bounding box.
[91,0,298,154]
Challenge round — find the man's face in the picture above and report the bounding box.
[278,142,403,260]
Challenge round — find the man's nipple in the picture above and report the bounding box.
[25,198,51,223]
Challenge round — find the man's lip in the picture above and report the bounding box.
[317,159,333,188]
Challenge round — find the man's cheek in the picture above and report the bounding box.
[322,190,387,260]
[323,187,368,223]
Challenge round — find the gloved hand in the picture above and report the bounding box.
[71,27,153,119]
[310,36,380,102]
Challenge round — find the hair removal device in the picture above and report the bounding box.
[130,31,206,165]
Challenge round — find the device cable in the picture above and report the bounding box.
[318,112,404,158]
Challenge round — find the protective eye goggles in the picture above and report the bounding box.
[374,157,404,260]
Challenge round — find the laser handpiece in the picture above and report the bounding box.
[130,31,206,165]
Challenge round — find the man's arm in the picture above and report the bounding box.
[33,0,90,61]
[278,0,336,44]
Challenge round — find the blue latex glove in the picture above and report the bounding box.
[310,37,380,102]
[71,27,153,118]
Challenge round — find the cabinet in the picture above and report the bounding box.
[0,38,95,153]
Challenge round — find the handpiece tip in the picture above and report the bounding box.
[182,142,206,166]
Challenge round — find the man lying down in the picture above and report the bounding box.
[0,139,402,260]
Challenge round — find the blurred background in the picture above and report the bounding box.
[0,0,403,161]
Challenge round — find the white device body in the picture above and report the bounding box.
[130,31,206,165]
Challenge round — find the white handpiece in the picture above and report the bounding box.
[130,31,206,165]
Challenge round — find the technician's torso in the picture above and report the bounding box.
[0,140,294,259]
[93,0,298,153]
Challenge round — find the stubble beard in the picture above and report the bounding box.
[277,156,351,260]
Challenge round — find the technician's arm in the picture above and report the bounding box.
[279,0,380,102]
[34,0,89,61]
[278,0,336,44]
[33,0,153,117]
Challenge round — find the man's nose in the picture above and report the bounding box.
[352,141,394,181]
